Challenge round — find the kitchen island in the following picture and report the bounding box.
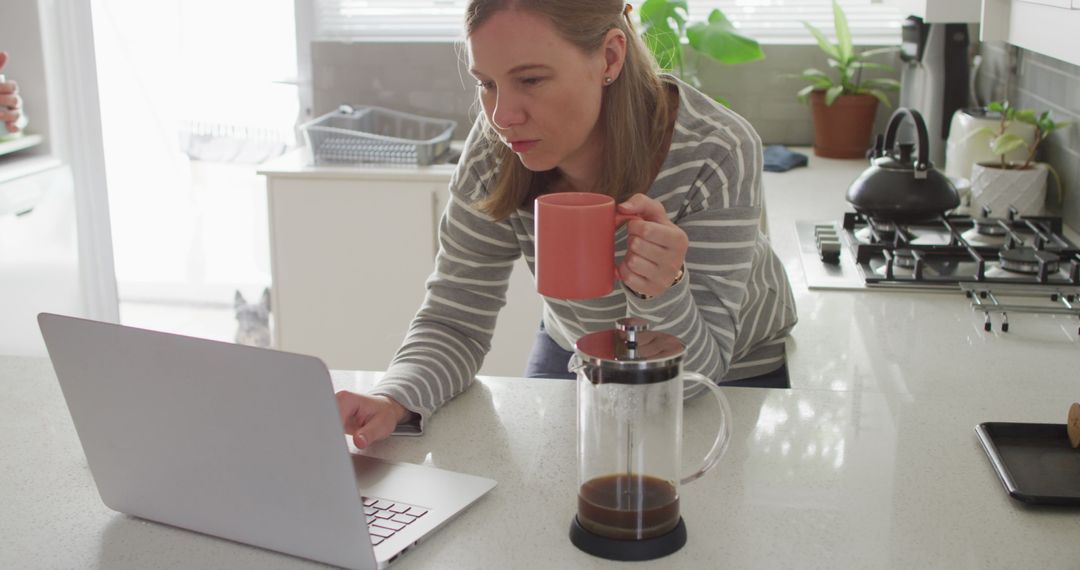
[4,152,1079,568]
[2,358,1079,569]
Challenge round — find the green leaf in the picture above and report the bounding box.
[987,101,1006,113]
[644,27,683,71]
[1013,109,1038,125]
[859,46,898,58]
[796,85,817,104]
[799,68,834,88]
[849,62,893,73]
[861,78,901,91]
[840,65,856,88]
[990,133,1028,156]
[803,22,839,61]
[686,9,765,64]
[640,0,688,30]
[825,84,844,106]
[639,0,688,72]
[832,0,854,64]
[864,88,893,108]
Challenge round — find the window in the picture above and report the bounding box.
[698,1,902,44]
[314,0,467,40]
[313,0,902,44]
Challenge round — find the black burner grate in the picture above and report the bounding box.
[841,212,1080,286]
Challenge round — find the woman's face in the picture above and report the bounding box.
[467,9,612,175]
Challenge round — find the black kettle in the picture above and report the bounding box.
[846,108,959,223]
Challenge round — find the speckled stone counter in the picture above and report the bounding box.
[3,358,1079,569]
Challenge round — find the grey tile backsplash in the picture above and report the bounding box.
[311,41,900,145]
[977,42,1080,232]
[311,41,477,138]
[311,39,1078,231]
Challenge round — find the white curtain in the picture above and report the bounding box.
[92,0,295,298]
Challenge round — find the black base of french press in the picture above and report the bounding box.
[569,516,687,561]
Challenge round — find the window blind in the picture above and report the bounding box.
[313,0,903,44]
[314,0,467,40]
[698,1,902,44]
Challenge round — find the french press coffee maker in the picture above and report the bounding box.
[569,318,732,561]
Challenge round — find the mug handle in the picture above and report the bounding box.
[680,372,733,485]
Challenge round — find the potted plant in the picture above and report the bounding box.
[639,0,765,105]
[967,100,1069,216]
[795,0,899,158]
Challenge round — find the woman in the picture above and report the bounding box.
[336,0,797,448]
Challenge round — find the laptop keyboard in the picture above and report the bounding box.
[362,496,430,546]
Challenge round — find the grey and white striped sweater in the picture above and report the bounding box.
[370,76,797,428]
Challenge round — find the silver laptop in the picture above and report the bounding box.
[37,313,495,569]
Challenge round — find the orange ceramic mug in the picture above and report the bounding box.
[534,192,639,300]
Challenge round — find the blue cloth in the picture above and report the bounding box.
[763,145,808,173]
[523,322,575,379]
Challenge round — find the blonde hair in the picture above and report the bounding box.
[464,0,675,221]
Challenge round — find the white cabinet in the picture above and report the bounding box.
[259,151,542,377]
[888,0,982,21]
[0,161,83,356]
[982,0,1080,66]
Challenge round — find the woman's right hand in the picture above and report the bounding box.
[335,391,410,449]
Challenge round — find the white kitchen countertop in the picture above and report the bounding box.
[761,150,1079,401]
[257,148,457,182]
[4,150,1079,568]
[2,359,1079,569]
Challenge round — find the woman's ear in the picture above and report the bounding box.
[601,28,628,83]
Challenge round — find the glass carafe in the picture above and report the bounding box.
[568,318,731,561]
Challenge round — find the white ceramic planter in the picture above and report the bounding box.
[969,161,1048,217]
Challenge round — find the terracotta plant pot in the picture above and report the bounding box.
[970,161,1049,216]
[809,91,879,159]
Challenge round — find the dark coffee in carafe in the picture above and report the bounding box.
[577,474,680,540]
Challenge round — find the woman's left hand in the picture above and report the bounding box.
[616,193,688,298]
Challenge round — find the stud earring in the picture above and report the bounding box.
[604,76,613,85]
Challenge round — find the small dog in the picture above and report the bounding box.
[234,288,272,348]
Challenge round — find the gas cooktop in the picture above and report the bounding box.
[831,210,1077,287]
[795,209,1080,333]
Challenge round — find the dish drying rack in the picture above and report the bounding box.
[301,105,455,166]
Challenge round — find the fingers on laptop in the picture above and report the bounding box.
[352,408,397,449]
[335,390,396,449]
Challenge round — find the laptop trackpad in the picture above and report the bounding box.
[349,453,495,513]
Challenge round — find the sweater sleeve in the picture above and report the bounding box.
[368,120,519,430]
[623,132,764,384]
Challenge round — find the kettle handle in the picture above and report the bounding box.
[882,107,931,180]
[680,372,733,485]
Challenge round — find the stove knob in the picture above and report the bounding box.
[818,237,841,264]
[814,224,837,238]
